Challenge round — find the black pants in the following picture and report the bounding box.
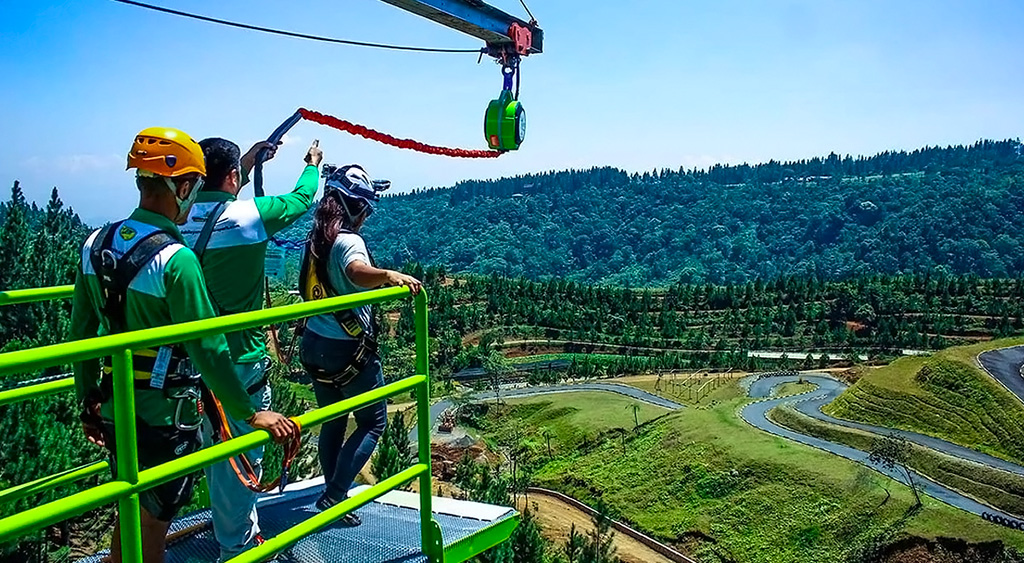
[102,420,201,522]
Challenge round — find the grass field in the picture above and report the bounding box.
[624,373,745,407]
[773,381,816,397]
[473,391,670,456]
[825,336,1024,464]
[477,385,1024,563]
[769,405,1024,517]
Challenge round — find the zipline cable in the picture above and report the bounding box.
[519,0,538,25]
[109,0,484,54]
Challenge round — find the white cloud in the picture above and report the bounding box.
[280,133,303,146]
[24,153,123,174]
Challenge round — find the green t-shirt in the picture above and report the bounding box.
[181,165,319,363]
[71,208,258,426]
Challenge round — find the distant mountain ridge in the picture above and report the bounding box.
[281,139,1024,286]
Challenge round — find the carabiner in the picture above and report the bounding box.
[172,387,203,432]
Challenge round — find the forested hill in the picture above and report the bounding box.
[282,139,1024,286]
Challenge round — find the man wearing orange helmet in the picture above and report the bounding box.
[70,127,299,563]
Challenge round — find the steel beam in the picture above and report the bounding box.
[379,0,542,54]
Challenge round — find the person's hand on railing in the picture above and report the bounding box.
[79,398,106,447]
[248,410,300,444]
[385,270,423,296]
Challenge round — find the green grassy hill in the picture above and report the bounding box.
[469,391,1024,563]
[825,337,1024,464]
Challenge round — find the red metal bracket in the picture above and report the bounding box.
[507,22,532,56]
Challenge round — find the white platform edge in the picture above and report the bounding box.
[348,484,514,523]
[254,478,514,523]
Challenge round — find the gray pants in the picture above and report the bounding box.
[201,359,272,562]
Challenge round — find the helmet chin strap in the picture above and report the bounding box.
[333,190,366,230]
[164,176,202,223]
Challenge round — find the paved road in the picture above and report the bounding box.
[747,375,1024,476]
[409,382,683,442]
[741,374,1024,521]
[979,346,1024,405]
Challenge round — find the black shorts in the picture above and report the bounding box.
[101,420,201,522]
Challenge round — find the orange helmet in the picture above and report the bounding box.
[127,127,206,177]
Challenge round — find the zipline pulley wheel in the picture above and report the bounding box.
[484,57,526,151]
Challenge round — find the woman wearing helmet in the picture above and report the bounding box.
[299,163,421,523]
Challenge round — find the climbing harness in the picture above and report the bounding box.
[91,222,177,333]
[298,231,380,389]
[89,222,203,431]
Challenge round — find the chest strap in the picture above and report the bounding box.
[89,221,177,334]
[298,232,378,339]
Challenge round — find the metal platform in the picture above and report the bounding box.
[79,479,517,563]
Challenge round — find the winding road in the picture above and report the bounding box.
[979,346,1024,404]
[412,346,1024,525]
[740,374,1024,522]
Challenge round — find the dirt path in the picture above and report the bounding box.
[516,492,678,563]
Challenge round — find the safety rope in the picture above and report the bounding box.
[210,393,302,493]
[298,108,504,159]
[253,108,502,197]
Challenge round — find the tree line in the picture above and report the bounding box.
[274,138,1024,286]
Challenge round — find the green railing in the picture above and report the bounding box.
[0,285,443,563]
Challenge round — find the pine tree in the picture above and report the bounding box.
[510,508,547,563]
[371,407,413,483]
[580,498,620,563]
[0,181,32,346]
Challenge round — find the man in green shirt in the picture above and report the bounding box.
[180,136,321,560]
[72,126,298,563]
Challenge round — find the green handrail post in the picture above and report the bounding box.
[112,348,143,563]
[415,290,442,562]
[136,376,425,492]
[226,464,429,563]
[0,461,109,506]
[0,285,74,307]
[0,376,73,407]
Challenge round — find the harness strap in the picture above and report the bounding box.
[192,201,229,262]
[206,390,301,494]
[299,232,379,339]
[99,348,198,401]
[89,222,178,334]
[192,201,234,316]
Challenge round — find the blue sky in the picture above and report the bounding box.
[1,0,1022,225]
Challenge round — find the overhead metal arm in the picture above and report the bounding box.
[378,0,543,55]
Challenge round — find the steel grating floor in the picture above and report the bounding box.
[79,479,516,563]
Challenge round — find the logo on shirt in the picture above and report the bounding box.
[118,225,137,241]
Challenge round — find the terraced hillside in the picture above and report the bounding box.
[825,337,1024,464]
[399,272,1024,382]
